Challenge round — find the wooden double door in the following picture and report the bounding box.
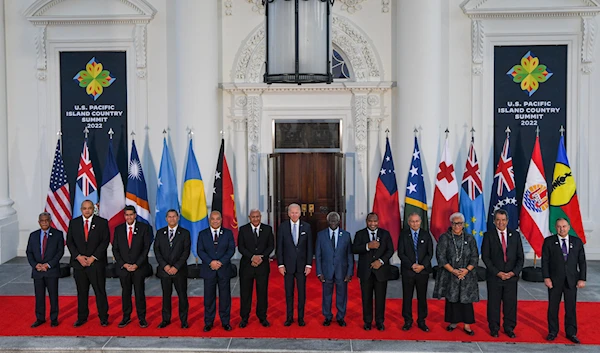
[269,153,345,237]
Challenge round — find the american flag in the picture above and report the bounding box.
[44,140,72,233]
[487,134,518,231]
[77,140,97,195]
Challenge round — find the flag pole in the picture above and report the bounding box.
[57,131,62,153]
[385,128,390,139]
[83,126,89,139]
[445,128,449,139]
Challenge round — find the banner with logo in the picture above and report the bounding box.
[493,45,567,205]
[60,51,128,206]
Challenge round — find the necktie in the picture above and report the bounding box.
[371,231,376,242]
[562,238,568,261]
[169,229,174,247]
[214,230,219,248]
[293,223,298,246]
[128,226,133,248]
[42,231,48,259]
[413,231,419,261]
[254,227,259,246]
[501,231,507,262]
[331,230,336,249]
[84,219,89,242]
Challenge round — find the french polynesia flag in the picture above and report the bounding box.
[99,142,125,243]
[212,139,238,242]
[520,135,550,257]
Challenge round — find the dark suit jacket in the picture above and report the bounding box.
[315,227,353,281]
[352,227,394,282]
[397,228,433,276]
[26,227,64,279]
[154,226,191,278]
[112,222,153,273]
[542,234,587,288]
[277,220,313,274]
[197,227,236,279]
[238,223,274,276]
[66,216,110,270]
[481,227,524,282]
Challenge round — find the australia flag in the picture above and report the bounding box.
[488,133,519,231]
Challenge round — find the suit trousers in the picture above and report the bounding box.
[284,271,307,320]
[204,274,232,326]
[239,271,269,321]
[119,269,147,320]
[360,273,387,325]
[34,277,59,321]
[401,272,429,325]
[547,278,577,336]
[160,275,188,323]
[73,265,109,321]
[322,277,348,321]
[486,279,518,332]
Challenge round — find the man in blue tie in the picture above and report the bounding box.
[397,213,433,332]
[315,212,353,327]
[542,218,586,344]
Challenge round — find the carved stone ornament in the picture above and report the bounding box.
[339,0,367,14]
[381,0,390,13]
[582,16,597,73]
[246,94,263,172]
[247,0,265,15]
[225,0,233,16]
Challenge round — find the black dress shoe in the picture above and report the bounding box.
[446,324,457,332]
[50,320,59,327]
[223,324,232,331]
[546,333,556,341]
[239,320,248,328]
[203,324,213,332]
[157,321,170,329]
[417,323,429,332]
[118,318,131,328]
[73,319,87,327]
[567,335,581,344]
[505,330,516,339]
[490,330,499,338]
[181,322,189,329]
[323,319,331,326]
[139,319,148,328]
[260,319,270,327]
[464,328,475,336]
[337,319,346,327]
[31,320,45,328]
[298,319,306,327]
[363,323,371,331]
[376,323,385,331]
[402,323,412,331]
[100,320,109,327]
[284,319,293,327]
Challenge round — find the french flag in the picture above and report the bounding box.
[99,142,125,243]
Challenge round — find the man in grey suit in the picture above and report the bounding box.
[315,212,353,327]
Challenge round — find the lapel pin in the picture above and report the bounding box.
[555,242,559,245]
[420,240,424,243]
[91,224,95,230]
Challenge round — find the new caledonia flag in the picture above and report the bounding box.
[212,139,238,242]
[372,137,401,249]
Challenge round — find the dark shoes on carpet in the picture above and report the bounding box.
[505,330,516,339]
[223,324,232,331]
[464,328,474,336]
[298,319,306,327]
[139,319,148,328]
[417,323,429,332]
[323,319,331,326]
[203,324,213,332]
[181,322,189,329]
[363,323,371,331]
[402,323,411,331]
[239,320,248,328]
[337,319,346,327]
[118,318,131,328]
[490,330,499,338]
[50,320,59,327]
[100,320,108,327]
[376,323,385,331]
[31,320,45,328]
[73,319,87,327]
[157,321,170,329]
[284,319,293,327]
[546,333,556,341]
[567,335,581,344]
[260,319,270,327]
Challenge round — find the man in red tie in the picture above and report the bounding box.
[112,205,153,328]
[66,200,110,327]
[481,209,524,339]
[26,212,64,328]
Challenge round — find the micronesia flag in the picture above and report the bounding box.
[180,139,209,258]
[487,133,519,231]
[155,137,179,231]
[459,137,487,251]
[73,139,98,218]
[125,140,151,226]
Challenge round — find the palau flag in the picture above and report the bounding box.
[549,135,586,243]
[73,139,98,218]
[403,136,429,232]
[155,138,179,231]
[180,139,209,258]
[125,140,152,227]
[459,137,487,251]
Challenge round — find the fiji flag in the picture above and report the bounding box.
[488,134,518,231]
[372,137,401,249]
[73,139,98,218]
[180,140,209,258]
[403,136,429,232]
[126,140,152,226]
[459,138,487,251]
[156,138,179,231]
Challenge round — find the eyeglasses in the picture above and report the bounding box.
[451,222,464,226]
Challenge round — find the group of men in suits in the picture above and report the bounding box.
[26,200,587,344]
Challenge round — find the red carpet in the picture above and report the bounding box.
[1,265,598,345]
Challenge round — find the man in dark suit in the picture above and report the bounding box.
[352,212,393,331]
[481,209,524,338]
[197,210,236,332]
[112,205,152,328]
[237,209,274,328]
[154,209,191,329]
[277,203,313,327]
[26,212,64,328]
[315,212,353,327]
[542,218,587,344]
[397,212,433,332]
[66,200,110,327]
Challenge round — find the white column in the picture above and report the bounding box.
[394,0,445,207]
[0,0,18,263]
[352,91,369,221]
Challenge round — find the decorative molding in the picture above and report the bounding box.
[340,0,366,14]
[382,0,390,13]
[134,24,147,68]
[582,16,596,73]
[34,25,47,73]
[231,117,247,132]
[471,20,484,64]
[367,95,379,106]
[247,0,265,15]
[221,82,394,93]
[224,0,233,16]
[367,117,384,131]
[353,93,368,172]
[460,0,600,19]
[472,65,483,75]
[582,63,594,73]
[246,94,263,172]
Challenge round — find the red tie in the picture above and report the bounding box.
[42,232,48,259]
[501,231,507,262]
[84,220,89,242]
[128,226,133,248]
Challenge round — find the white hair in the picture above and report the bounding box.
[449,212,465,223]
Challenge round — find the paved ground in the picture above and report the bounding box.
[1,257,599,352]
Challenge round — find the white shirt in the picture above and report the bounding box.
[365,228,384,265]
[251,225,260,235]
[559,235,569,254]
[211,227,221,241]
[127,221,136,233]
[496,228,508,243]
[83,215,93,230]
[330,228,338,248]
[168,226,178,238]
